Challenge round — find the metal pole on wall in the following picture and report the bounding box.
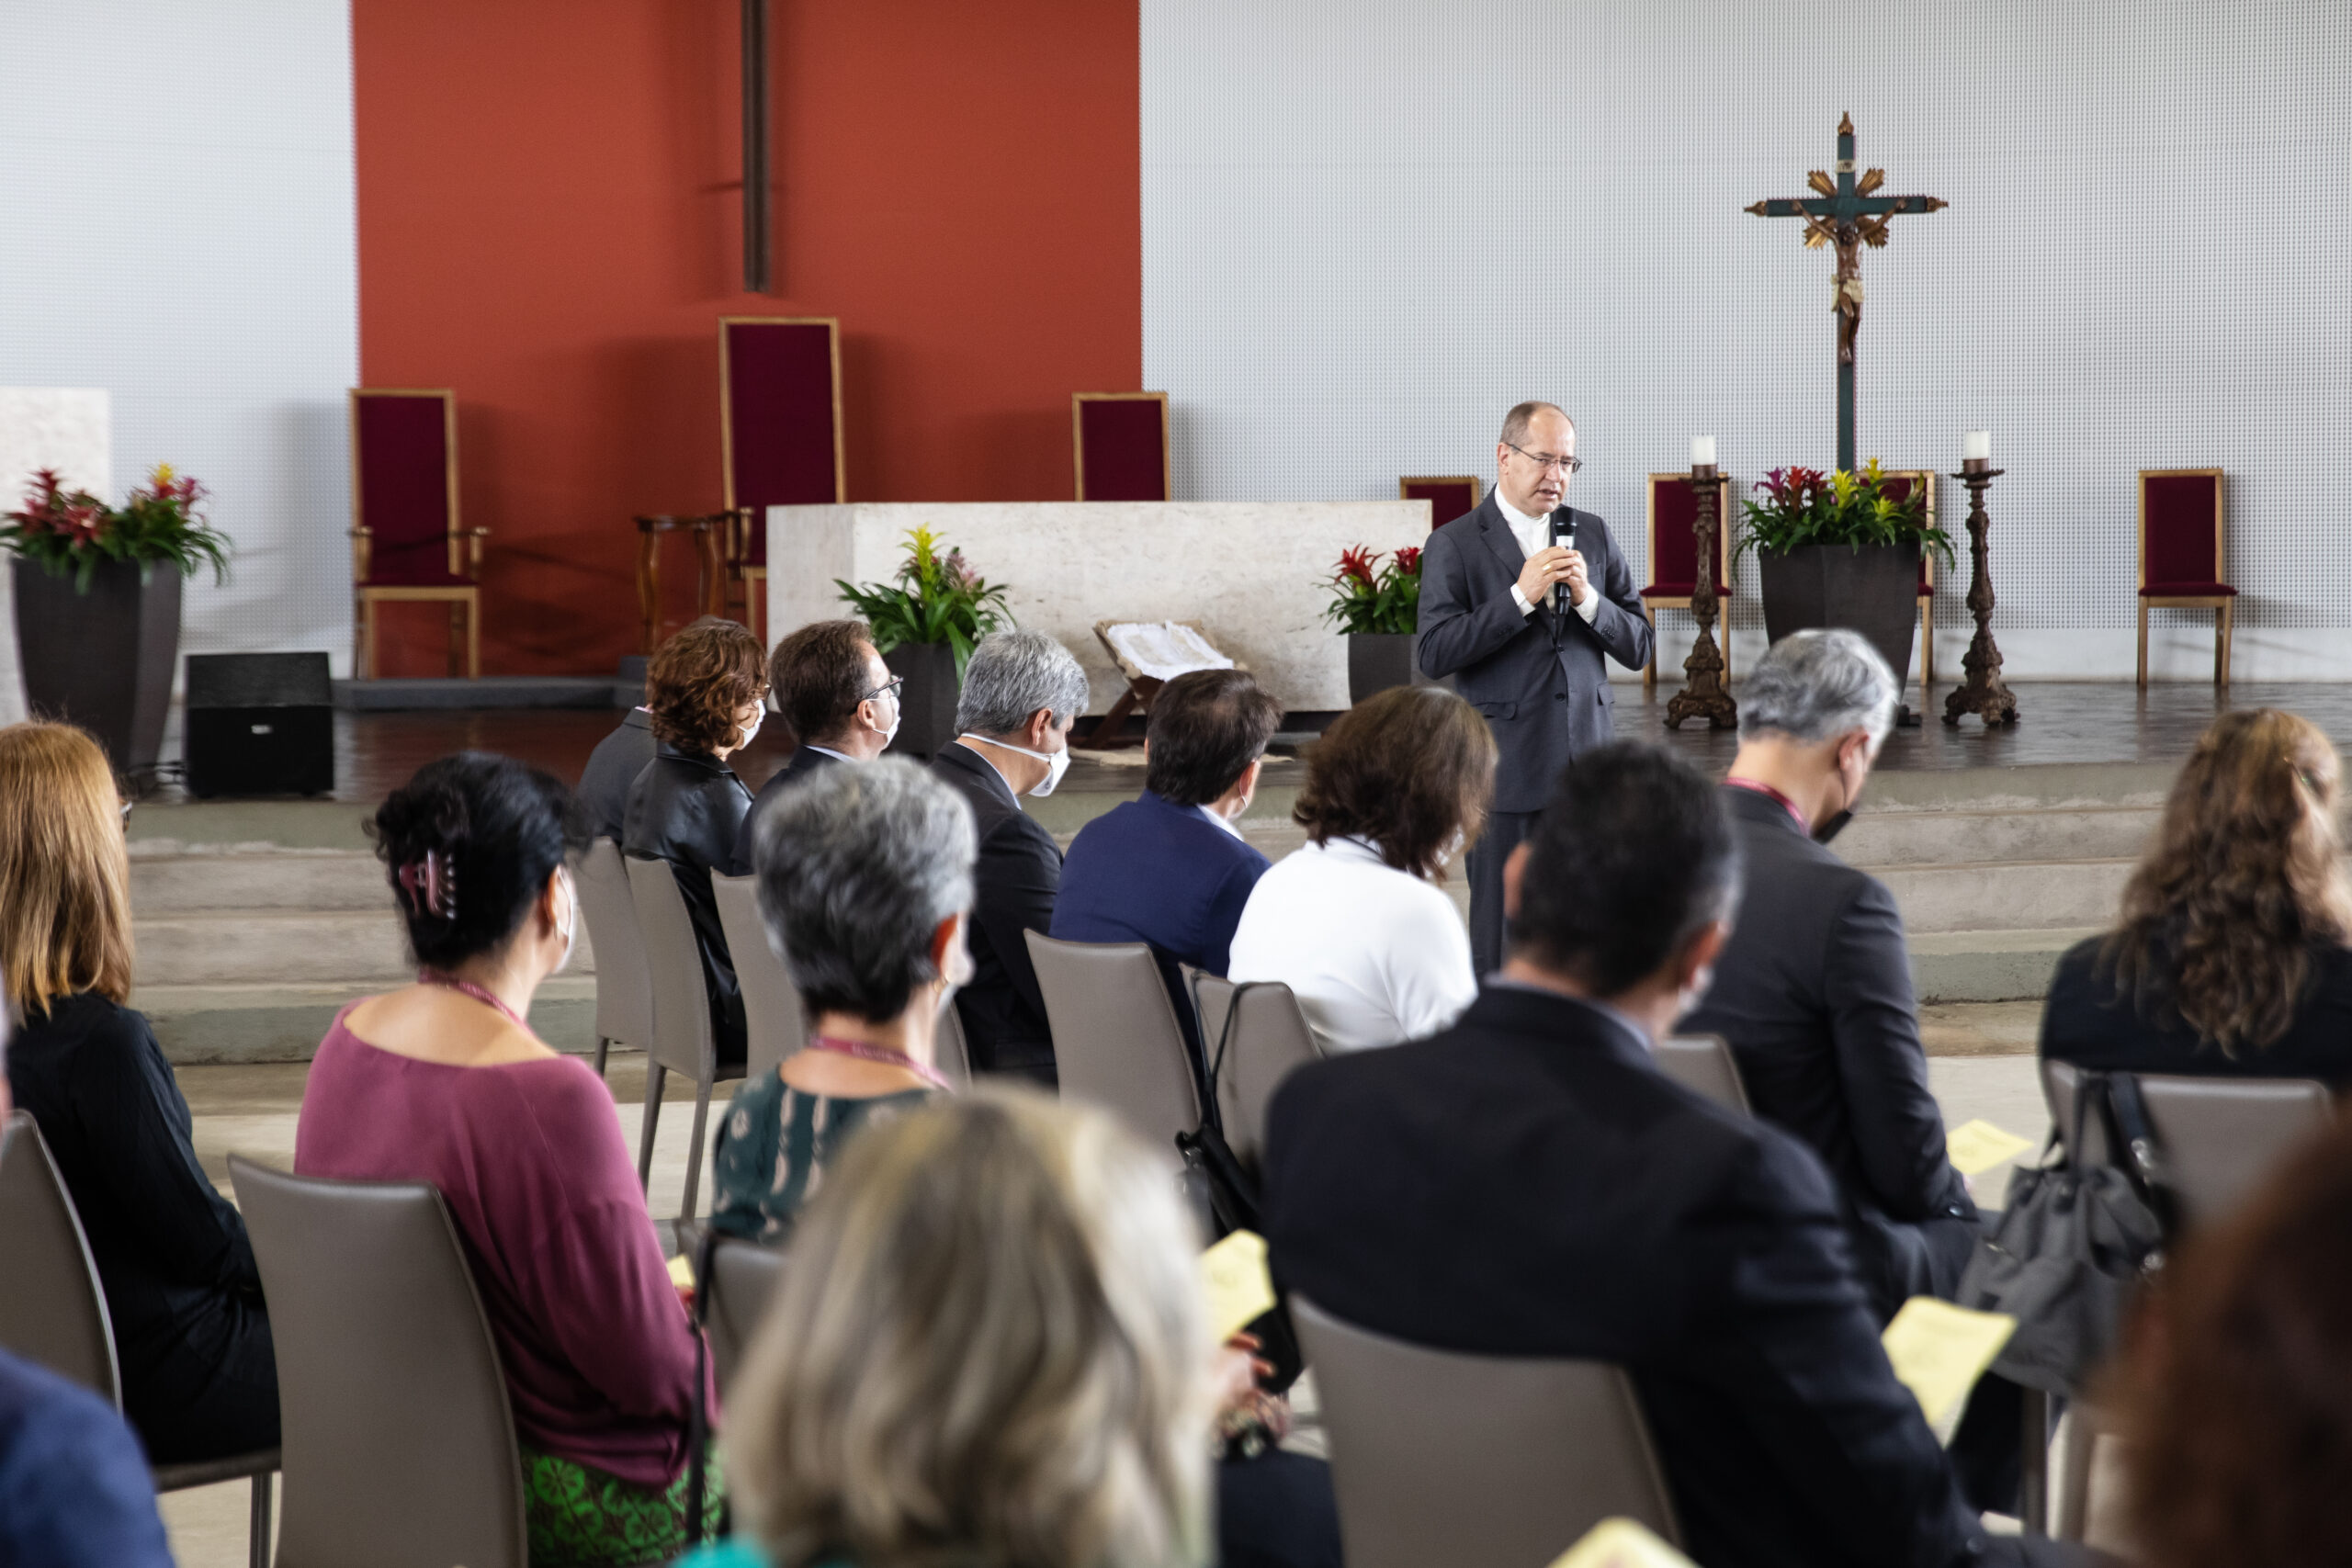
[742,0,771,294]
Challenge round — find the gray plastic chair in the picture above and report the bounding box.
[1189,971,1320,1167]
[935,992,974,1090]
[704,1240,787,1394]
[231,1155,527,1568]
[576,839,654,1079]
[1657,1033,1751,1115]
[0,1112,277,1568]
[626,854,748,1222]
[1024,932,1199,1169]
[1291,1292,1682,1568]
[713,871,806,1085]
[2041,1059,2334,1230]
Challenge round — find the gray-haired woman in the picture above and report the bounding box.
[707,758,977,1241]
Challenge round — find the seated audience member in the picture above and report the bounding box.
[624,615,770,1068]
[688,1092,1338,1568]
[1679,629,1977,1319]
[727,617,901,874]
[709,760,975,1242]
[299,754,715,1566]
[0,721,278,1465]
[1263,742,2083,1568]
[1053,667,1283,1066]
[577,685,660,843]
[1228,685,1491,1054]
[2119,1116,2352,1568]
[2043,706,2352,1085]
[929,629,1091,1084]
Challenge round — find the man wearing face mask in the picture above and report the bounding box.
[929,629,1091,1085]
[728,619,900,875]
[1678,628,1979,1325]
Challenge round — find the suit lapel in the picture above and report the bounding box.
[1477,502,1557,637]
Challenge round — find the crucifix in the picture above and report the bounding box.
[1747,114,1946,471]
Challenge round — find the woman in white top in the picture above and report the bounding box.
[1228,684,1495,1053]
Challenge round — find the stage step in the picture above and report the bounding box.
[1875,859,2135,934]
[132,848,385,913]
[1910,928,2099,1005]
[133,979,599,1064]
[134,908,600,987]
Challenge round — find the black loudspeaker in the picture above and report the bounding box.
[184,653,334,799]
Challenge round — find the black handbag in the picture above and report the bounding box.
[1955,1070,2169,1393]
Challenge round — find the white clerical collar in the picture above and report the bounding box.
[1495,491,1550,533]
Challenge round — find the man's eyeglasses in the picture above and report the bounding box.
[859,675,904,705]
[1506,441,1583,475]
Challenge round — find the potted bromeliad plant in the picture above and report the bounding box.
[1322,545,1423,704]
[834,526,1012,757]
[4,465,232,774]
[1736,461,1951,692]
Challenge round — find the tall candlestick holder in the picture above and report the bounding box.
[1665,463,1738,730]
[1940,457,2019,728]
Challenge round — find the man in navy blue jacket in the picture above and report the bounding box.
[1053,669,1283,1077]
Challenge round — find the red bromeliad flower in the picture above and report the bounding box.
[1392,545,1422,578]
[1333,546,1380,587]
[6,468,108,544]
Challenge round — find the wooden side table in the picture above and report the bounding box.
[636,513,728,654]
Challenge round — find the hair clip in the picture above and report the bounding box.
[397,849,457,920]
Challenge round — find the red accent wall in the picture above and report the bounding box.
[354,0,1140,675]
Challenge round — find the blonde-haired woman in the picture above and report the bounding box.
[0,722,278,1462]
[2042,707,2352,1081]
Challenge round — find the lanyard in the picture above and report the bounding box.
[802,1034,954,1093]
[1722,776,1809,833]
[418,970,536,1035]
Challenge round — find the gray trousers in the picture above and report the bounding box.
[1466,808,1541,976]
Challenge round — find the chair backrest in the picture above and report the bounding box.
[349,389,459,584]
[2138,468,2226,588]
[705,1240,787,1395]
[1291,1294,1682,1568]
[935,992,974,1090]
[576,839,655,1052]
[1024,932,1199,1168]
[1191,972,1321,1166]
[714,871,806,1084]
[232,1156,527,1568]
[2042,1059,2333,1230]
[1398,476,1482,531]
[1073,392,1170,502]
[0,1111,121,1404]
[626,854,719,1080]
[719,317,845,571]
[1643,473,1729,593]
[1656,1034,1751,1116]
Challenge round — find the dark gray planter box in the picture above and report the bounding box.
[1347,632,1418,705]
[882,640,960,760]
[1757,543,1917,690]
[13,557,183,773]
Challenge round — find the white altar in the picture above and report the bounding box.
[767,501,1432,714]
[0,389,111,726]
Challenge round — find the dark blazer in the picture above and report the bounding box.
[1262,986,2026,1568]
[1415,497,1653,814]
[2042,933,2352,1086]
[931,742,1063,1079]
[1680,786,1976,1318]
[727,744,840,876]
[576,708,656,842]
[623,742,753,1064]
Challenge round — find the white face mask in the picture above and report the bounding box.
[734,705,764,750]
[1434,828,1466,868]
[963,732,1070,796]
[867,690,901,750]
[1674,963,1715,1022]
[552,869,578,974]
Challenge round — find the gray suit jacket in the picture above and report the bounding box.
[1416,496,1652,813]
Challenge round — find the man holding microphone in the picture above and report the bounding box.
[1417,401,1653,974]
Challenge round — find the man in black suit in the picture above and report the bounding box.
[1263,743,2078,1568]
[727,618,899,874]
[1679,628,1978,1321]
[928,628,1090,1085]
[1417,401,1653,974]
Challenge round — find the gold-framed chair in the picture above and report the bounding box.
[1878,470,1937,692]
[720,316,845,646]
[350,389,485,678]
[1074,392,1170,501]
[2137,468,2233,686]
[1638,472,1732,690]
[1398,476,1482,531]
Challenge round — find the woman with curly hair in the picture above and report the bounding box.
[2041,706,2352,1082]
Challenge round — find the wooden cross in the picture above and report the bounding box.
[1747,114,1946,472]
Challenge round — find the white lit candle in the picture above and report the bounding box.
[1962,430,1991,461]
[1691,435,1717,467]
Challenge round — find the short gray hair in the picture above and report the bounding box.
[1499,401,1575,447]
[954,629,1091,736]
[1737,628,1899,746]
[751,759,976,1022]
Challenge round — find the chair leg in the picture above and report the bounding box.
[2216,600,2233,686]
[637,1062,667,1192]
[593,1035,611,1079]
[1643,605,1657,690]
[679,1078,715,1224]
[1723,607,1733,682]
[1919,601,1934,691]
[2136,604,2150,688]
[248,1472,272,1568]
[2020,1385,2051,1537]
[467,593,481,679]
[360,596,379,682]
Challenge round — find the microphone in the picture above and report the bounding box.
[1551,510,1576,616]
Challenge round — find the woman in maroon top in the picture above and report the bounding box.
[297,752,713,1567]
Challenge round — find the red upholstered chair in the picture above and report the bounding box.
[349,389,485,679]
[1399,476,1483,531]
[1639,473,1732,690]
[1877,471,1937,692]
[720,317,844,645]
[1074,393,1170,502]
[2138,468,2233,686]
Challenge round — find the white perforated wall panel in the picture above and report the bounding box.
[1142,0,2352,679]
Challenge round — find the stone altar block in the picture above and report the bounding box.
[0,389,112,726]
[768,502,1431,714]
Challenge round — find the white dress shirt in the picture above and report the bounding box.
[1496,489,1600,624]
[1227,835,1478,1054]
